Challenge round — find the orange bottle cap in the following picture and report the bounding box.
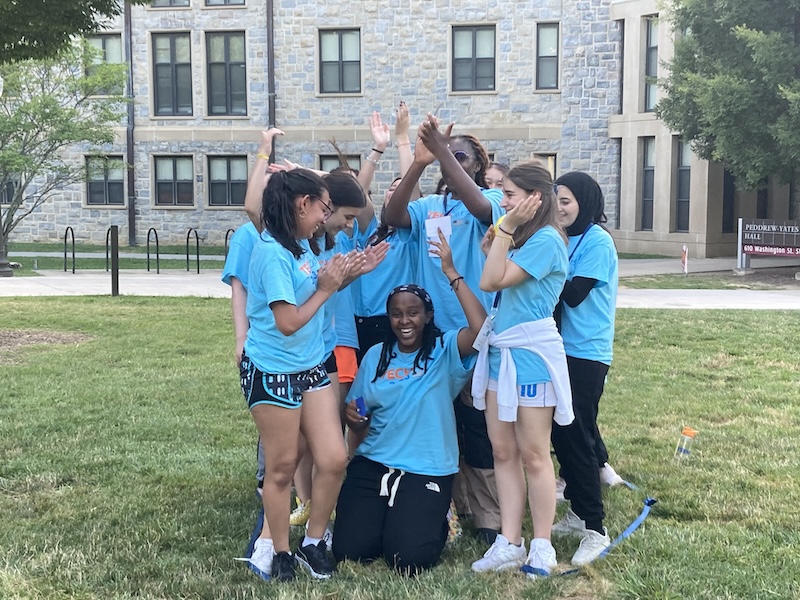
[681,426,699,438]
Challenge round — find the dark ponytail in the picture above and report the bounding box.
[262,169,327,259]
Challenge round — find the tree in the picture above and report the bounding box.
[0,42,127,276]
[0,0,148,64]
[658,0,800,218]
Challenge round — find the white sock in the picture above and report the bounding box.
[303,535,322,547]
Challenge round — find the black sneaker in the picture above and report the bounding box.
[296,540,336,579]
[271,551,297,582]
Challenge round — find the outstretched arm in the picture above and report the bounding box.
[244,128,284,232]
[429,230,487,357]
[417,114,493,223]
[394,101,421,198]
[383,120,438,228]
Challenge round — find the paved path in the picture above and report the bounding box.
[2,268,800,309]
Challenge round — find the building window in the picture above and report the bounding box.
[319,29,361,94]
[319,154,360,173]
[86,156,125,206]
[206,0,244,4]
[536,23,559,90]
[209,156,247,206]
[452,26,495,92]
[86,34,124,95]
[1,176,19,205]
[533,153,557,178]
[675,140,691,232]
[644,16,658,112]
[155,157,194,206]
[722,169,736,233]
[641,137,655,230]
[151,0,190,6]
[207,32,247,115]
[153,33,192,116]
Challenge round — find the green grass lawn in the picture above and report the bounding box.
[8,256,215,277]
[9,241,228,256]
[2,299,799,599]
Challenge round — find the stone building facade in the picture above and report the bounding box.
[9,0,628,251]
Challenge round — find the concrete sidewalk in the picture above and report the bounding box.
[2,267,800,309]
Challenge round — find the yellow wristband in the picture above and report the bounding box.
[494,231,514,244]
[257,153,270,160]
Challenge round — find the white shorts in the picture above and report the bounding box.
[487,379,557,409]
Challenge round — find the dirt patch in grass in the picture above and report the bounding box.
[621,266,800,290]
[733,266,800,289]
[0,330,93,364]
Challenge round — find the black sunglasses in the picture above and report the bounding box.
[452,150,470,163]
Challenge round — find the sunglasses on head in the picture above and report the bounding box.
[452,150,470,163]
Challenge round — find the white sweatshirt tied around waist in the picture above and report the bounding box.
[472,317,574,425]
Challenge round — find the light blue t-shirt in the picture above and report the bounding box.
[315,239,339,358]
[347,330,476,476]
[489,226,568,385]
[348,216,416,317]
[244,234,324,373]
[407,189,504,331]
[221,222,259,288]
[334,286,359,349]
[561,225,618,364]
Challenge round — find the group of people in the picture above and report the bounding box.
[220,102,621,582]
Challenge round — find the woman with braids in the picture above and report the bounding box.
[240,134,361,583]
[332,232,486,576]
[470,161,573,579]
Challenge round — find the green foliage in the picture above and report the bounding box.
[658,0,800,190]
[0,42,127,253]
[0,0,149,64]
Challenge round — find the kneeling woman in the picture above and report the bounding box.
[333,233,486,576]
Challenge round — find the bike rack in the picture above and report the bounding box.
[224,228,235,257]
[186,228,200,274]
[147,228,160,274]
[63,226,75,273]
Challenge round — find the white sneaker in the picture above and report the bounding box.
[247,538,273,581]
[551,509,588,538]
[600,462,625,487]
[555,477,566,503]
[470,534,527,572]
[571,527,610,566]
[521,538,557,579]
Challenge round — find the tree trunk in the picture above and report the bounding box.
[0,217,12,277]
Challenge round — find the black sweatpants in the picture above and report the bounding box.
[550,356,609,530]
[332,456,453,576]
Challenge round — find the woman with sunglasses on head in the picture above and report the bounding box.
[547,172,619,566]
[239,131,357,583]
[383,113,505,544]
[471,161,573,580]
[333,232,485,577]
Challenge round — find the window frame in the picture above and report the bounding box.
[151,0,190,7]
[208,155,248,207]
[640,137,655,231]
[533,153,558,178]
[644,16,659,113]
[319,154,361,173]
[318,28,362,95]
[86,155,125,207]
[675,140,691,232]
[535,23,560,91]
[0,175,20,206]
[152,32,193,117]
[154,156,195,207]
[205,0,245,5]
[451,25,496,93]
[206,31,247,116]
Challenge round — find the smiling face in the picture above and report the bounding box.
[323,204,360,234]
[556,184,580,229]
[485,166,506,189]
[388,292,432,354]
[295,190,332,239]
[500,178,540,212]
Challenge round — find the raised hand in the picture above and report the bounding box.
[343,250,368,279]
[417,113,454,158]
[502,193,542,232]
[259,127,285,153]
[480,226,496,256]
[369,111,390,152]
[362,240,389,274]
[395,100,410,139]
[428,229,457,279]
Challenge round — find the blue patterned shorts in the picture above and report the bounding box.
[240,353,330,410]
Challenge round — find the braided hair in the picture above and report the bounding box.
[452,134,490,189]
[372,284,444,382]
